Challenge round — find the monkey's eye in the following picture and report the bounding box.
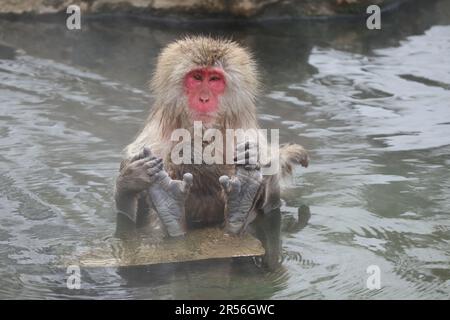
[209,75,221,81]
[193,73,203,81]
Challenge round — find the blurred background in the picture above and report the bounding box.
[0,0,449,299]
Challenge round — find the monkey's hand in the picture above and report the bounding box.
[114,147,164,221]
[116,147,164,195]
[220,141,263,235]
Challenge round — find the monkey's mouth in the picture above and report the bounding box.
[191,111,216,123]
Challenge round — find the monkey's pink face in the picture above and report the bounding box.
[184,68,226,122]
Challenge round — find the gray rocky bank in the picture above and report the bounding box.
[0,0,408,19]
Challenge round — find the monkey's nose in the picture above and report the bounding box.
[199,96,209,103]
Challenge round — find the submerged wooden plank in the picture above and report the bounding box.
[70,228,264,268]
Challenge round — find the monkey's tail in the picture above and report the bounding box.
[279,143,309,178]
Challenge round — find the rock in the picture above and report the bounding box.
[65,227,265,267]
[0,0,405,19]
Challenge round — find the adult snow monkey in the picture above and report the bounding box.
[114,36,309,237]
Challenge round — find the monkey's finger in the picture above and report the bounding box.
[144,157,163,169]
[130,147,151,162]
[131,148,147,162]
[219,175,231,193]
[183,173,193,186]
[130,152,142,163]
[147,162,164,176]
[131,157,150,168]
[168,173,193,196]
[131,156,156,169]
[220,175,241,195]
[181,173,193,194]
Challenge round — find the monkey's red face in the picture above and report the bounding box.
[184,68,226,121]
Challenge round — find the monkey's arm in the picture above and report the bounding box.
[115,147,193,237]
[115,191,150,237]
[114,177,138,223]
[114,149,164,223]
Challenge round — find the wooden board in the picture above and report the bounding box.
[67,228,265,268]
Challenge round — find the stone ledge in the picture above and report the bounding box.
[0,0,406,19]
